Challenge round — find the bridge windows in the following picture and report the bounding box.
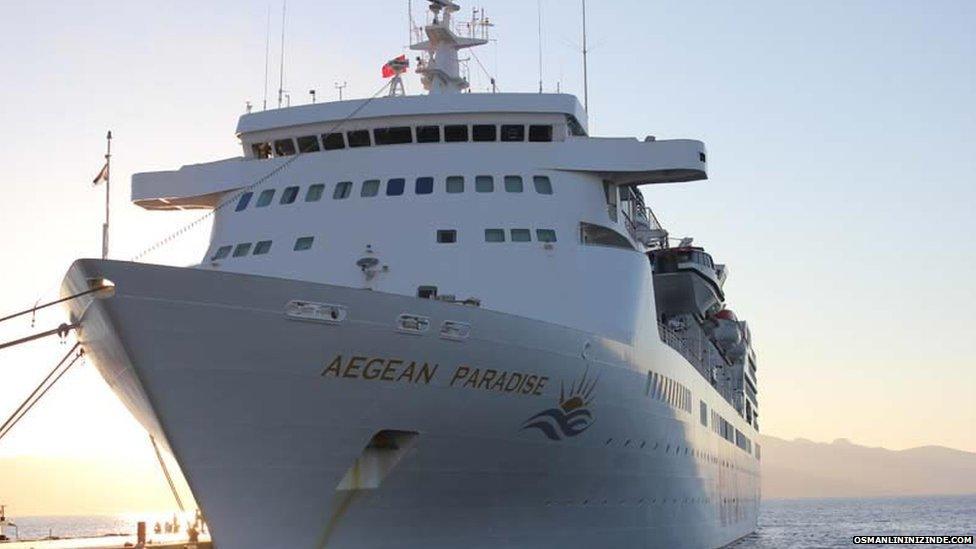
[373,126,413,145]
[472,124,497,142]
[333,181,352,199]
[274,138,296,156]
[529,124,553,142]
[322,132,345,150]
[235,192,253,211]
[475,175,494,193]
[386,178,405,196]
[305,184,325,202]
[256,189,275,207]
[444,124,468,142]
[416,125,441,143]
[504,175,523,193]
[415,177,434,195]
[294,236,314,251]
[297,135,320,153]
[501,124,525,142]
[445,176,464,193]
[251,142,272,159]
[280,186,299,205]
[346,130,371,148]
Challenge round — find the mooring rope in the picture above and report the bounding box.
[150,434,186,512]
[0,344,83,443]
[0,286,110,326]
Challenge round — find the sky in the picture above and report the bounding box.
[0,0,974,513]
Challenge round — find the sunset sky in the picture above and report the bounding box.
[1,0,974,514]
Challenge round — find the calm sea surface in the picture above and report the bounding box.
[3,496,973,548]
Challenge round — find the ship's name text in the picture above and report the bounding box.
[321,355,547,396]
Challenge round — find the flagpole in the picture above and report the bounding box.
[102,131,112,259]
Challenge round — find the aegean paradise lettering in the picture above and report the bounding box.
[320,355,548,396]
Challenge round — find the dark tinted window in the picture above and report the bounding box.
[235,192,253,212]
[333,181,352,199]
[504,175,523,193]
[485,229,505,242]
[472,124,497,142]
[536,229,557,243]
[212,245,232,260]
[511,229,531,242]
[347,130,370,148]
[386,178,405,196]
[533,175,553,194]
[254,240,272,255]
[274,139,296,156]
[373,127,412,145]
[322,132,345,150]
[232,243,252,257]
[500,125,525,142]
[437,230,457,243]
[251,143,271,159]
[280,186,299,204]
[305,184,325,202]
[415,177,434,195]
[297,135,320,153]
[294,236,314,251]
[475,175,494,193]
[416,125,441,143]
[444,125,468,142]
[361,179,380,197]
[256,189,275,207]
[446,176,464,193]
[529,125,553,142]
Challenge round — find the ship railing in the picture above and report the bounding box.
[658,322,736,405]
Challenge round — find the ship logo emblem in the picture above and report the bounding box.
[520,368,598,441]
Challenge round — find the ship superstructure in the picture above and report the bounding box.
[61,3,760,547]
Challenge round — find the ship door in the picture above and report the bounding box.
[603,180,619,222]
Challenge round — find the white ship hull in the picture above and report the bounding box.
[63,259,758,548]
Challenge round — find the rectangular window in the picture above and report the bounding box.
[529,125,554,142]
[256,189,275,207]
[437,230,457,243]
[360,179,380,197]
[333,181,352,199]
[294,236,314,251]
[536,229,557,242]
[346,130,371,147]
[504,175,523,193]
[373,126,413,145]
[700,401,708,427]
[485,229,505,242]
[235,192,253,211]
[280,186,299,204]
[322,132,345,150]
[500,125,525,142]
[416,125,441,143]
[274,139,296,156]
[415,177,434,195]
[232,243,252,257]
[251,143,271,159]
[386,178,405,196]
[297,135,321,153]
[472,124,497,142]
[446,176,464,193]
[211,245,232,260]
[533,175,553,195]
[510,229,531,242]
[444,125,469,142]
[475,175,494,193]
[305,183,325,202]
[254,240,272,255]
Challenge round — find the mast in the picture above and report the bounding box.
[582,0,589,112]
[102,131,112,260]
[410,0,488,94]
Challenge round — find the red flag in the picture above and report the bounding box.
[382,55,409,78]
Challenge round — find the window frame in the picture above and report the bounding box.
[529,125,554,142]
[533,175,553,195]
[472,124,497,142]
[484,228,506,243]
[361,179,380,197]
[416,125,441,143]
[232,243,253,257]
[253,240,273,255]
[373,126,413,145]
[386,178,405,196]
[436,229,457,244]
[296,135,321,153]
[346,130,371,148]
[305,183,325,202]
[235,192,253,212]
[504,175,524,193]
[415,176,434,195]
[333,181,352,199]
[500,124,526,142]
[445,176,465,194]
[536,229,557,243]
[322,132,346,150]
[256,189,276,207]
[211,245,232,261]
[510,228,531,242]
[475,175,494,193]
[280,186,299,205]
[273,138,297,156]
[293,236,315,251]
[444,124,469,142]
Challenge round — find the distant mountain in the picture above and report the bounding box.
[760,435,976,499]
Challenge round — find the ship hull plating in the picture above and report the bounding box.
[63,259,759,549]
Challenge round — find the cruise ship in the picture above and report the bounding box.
[60,2,761,547]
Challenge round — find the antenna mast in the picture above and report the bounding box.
[263,5,270,110]
[537,0,544,93]
[582,0,589,111]
[277,0,287,109]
